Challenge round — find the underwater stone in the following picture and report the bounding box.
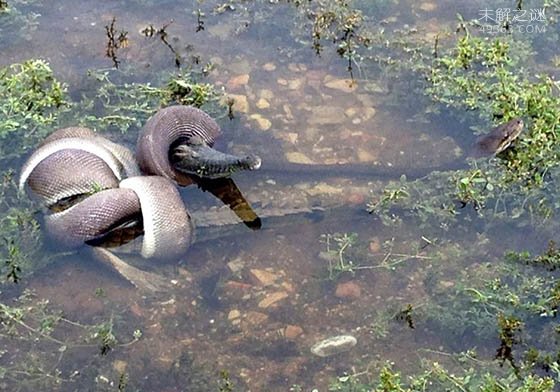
[308,106,346,125]
[419,2,437,11]
[310,335,357,357]
[258,291,289,308]
[361,107,377,121]
[227,74,250,90]
[250,268,280,286]
[262,62,276,71]
[356,148,377,163]
[335,281,362,300]
[245,311,269,326]
[324,77,357,93]
[285,152,314,164]
[256,98,270,109]
[305,183,343,196]
[249,114,272,131]
[288,78,303,90]
[259,89,274,100]
[284,325,304,339]
[223,94,249,113]
[228,309,241,320]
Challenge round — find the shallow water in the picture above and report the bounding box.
[1,0,559,390]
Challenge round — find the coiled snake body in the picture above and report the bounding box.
[19,105,261,288]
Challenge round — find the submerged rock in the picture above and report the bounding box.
[256,98,270,109]
[284,325,303,339]
[285,151,315,164]
[227,74,250,90]
[258,291,289,308]
[324,77,357,93]
[262,62,277,71]
[419,2,437,11]
[308,106,346,125]
[310,334,357,357]
[250,268,281,286]
[223,94,249,113]
[249,114,272,131]
[335,281,362,300]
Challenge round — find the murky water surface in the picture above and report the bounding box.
[1,0,558,391]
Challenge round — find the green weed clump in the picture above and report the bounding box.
[370,28,560,228]
[0,289,142,390]
[0,59,70,160]
[77,67,221,134]
[319,361,555,392]
[0,59,69,283]
[0,171,42,285]
[426,32,560,189]
[0,0,40,47]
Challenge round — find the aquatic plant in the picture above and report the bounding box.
[320,232,359,279]
[140,21,183,68]
[295,357,555,391]
[0,59,70,160]
[0,0,40,48]
[287,0,376,80]
[0,60,72,283]
[0,289,142,390]
[370,28,560,228]
[421,239,560,380]
[104,17,129,69]
[324,213,560,386]
[426,33,560,188]
[0,170,42,284]
[78,67,221,134]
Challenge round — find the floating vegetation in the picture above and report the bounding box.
[313,360,555,391]
[0,59,70,161]
[78,67,221,133]
[194,8,205,32]
[319,232,359,280]
[319,231,432,282]
[105,16,129,69]
[369,29,560,228]
[2,238,23,283]
[0,290,142,390]
[0,0,40,48]
[495,313,522,371]
[506,240,560,271]
[0,170,42,284]
[422,240,560,379]
[288,0,375,80]
[0,60,65,283]
[395,303,415,329]
[140,21,182,68]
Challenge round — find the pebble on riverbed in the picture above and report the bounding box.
[222,94,249,113]
[323,77,357,93]
[335,281,362,300]
[310,334,358,357]
[249,114,272,131]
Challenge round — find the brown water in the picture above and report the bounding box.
[1,1,558,391]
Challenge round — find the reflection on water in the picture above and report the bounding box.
[1,0,559,390]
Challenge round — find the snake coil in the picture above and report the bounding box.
[19,105,261,261]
